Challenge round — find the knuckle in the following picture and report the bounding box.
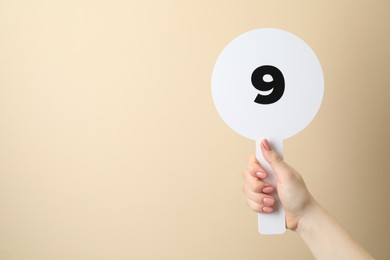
[253,204,263,213]
[272,152,283,164]
[246,200,260,213]
[252,181,264,193]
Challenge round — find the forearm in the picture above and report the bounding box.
[296,200,374,260]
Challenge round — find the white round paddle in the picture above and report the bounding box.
[211,28,324,234]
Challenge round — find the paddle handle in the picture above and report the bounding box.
[256,139,286,234]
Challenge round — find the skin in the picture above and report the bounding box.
[243,139,375,260]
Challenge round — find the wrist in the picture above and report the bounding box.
[295,196,321,236]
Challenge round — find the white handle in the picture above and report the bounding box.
[256,139,286,234]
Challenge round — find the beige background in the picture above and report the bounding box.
[0,0,389,259]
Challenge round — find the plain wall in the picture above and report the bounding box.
[0,0,389,259]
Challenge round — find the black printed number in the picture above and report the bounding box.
[251,65,285,105]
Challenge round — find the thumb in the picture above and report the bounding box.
[260,139,285,169]
[260,139,293,186]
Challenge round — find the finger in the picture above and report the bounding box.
[260,138,296,181]
[243,184,275,205]
[246,198,274,213]
[243,171,272,193]
[247,155,267,178]
[261,138,292,175]
[260,139,284,166]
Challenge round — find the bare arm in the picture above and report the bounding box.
[296,195,374,259]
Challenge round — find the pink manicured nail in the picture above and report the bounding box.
[262,139,271,151]
[262,207,274,213]
[263,197,275,205]
[262,186,274,194]
[256,171,266,179]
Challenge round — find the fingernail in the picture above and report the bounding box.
[262,139,271,151]
[263,197,275,206]
[263,207,274,213]
[256,171,266,179]
[262,186,273,194]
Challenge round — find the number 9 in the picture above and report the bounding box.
[251,65,285,105]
